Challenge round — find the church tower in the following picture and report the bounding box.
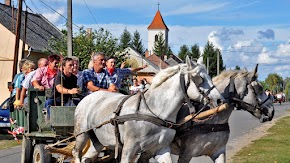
[147,9,169,56]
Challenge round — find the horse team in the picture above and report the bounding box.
[70,56,274,163]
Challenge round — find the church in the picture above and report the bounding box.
[124,8,183,82]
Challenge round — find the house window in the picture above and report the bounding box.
[155,34,158,41]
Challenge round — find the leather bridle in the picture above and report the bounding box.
[228,76,270,114]
[180,72,216,114]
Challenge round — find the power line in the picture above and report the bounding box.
[29,0,41,14]
[83,0,101,29]
[36,0,81,29]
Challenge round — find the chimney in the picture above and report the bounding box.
[5,0,11,6]
[86,28,92,35]
[164,55,167,61]
[145,50,149,58]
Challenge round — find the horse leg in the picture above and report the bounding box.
[82,130,104,162]
[177,154,192,163]
[82,140,104,163]
[210,147,226,163]
[154,147,173,163]
[119,140,140,163]
[213,153,226,163]
[72,133,89,163]
[137,153,151,163]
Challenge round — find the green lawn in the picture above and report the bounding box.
[0,133,21,150]
[231,116,290,163]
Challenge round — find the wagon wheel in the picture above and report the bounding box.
[21,136,33,163]
[33,144,52,163]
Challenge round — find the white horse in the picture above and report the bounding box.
[72,57,223,163]
[169,64,275,163]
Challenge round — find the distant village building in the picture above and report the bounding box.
[0,1,62,102]
[124,8,183,84]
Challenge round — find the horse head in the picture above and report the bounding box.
[183,56,224,109]
[231,64,274,122]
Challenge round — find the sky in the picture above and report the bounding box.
[20,0,290,81]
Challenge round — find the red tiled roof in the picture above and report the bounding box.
[147,10,169,30]
[146,54,169,69]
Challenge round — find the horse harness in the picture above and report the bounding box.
[228,75,270,113]
[108,72,217,157]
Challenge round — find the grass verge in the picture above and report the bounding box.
[231,116,290,163]
[0,132,22,150]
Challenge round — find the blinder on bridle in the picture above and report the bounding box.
[180,70,216,114]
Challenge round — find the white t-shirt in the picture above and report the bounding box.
[129,85,144,94]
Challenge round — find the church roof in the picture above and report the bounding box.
[147,10,169,30]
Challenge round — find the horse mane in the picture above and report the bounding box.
[213,69,257,84]
[150,64,185,89]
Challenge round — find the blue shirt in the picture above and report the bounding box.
[82,68,110,94]
[106,68,131,88]
[12,73,25,96]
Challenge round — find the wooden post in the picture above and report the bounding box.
[67,0,73,57]
[12,0,23,79]
[22,9,28,58]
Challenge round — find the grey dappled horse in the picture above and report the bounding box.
[72,57,223,163]
[169,64,274,163]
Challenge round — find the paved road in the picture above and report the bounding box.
[0,103,289,163]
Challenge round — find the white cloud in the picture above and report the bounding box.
[257,49,278,64]
[164,2,229,16]
[42,7,65,24]
[275,40,290,57]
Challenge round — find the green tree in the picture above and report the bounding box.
[119,28,132,51]
[178,45,190,61]
[265,73,283,94]
[260,81,268,90]
[47,28,121,70]
[131,30,144,54]
[285,82,290,101]
[47,29,67,56]
[153,32,166,57]
[190,44,200,59]
[202,41,225,77]
[235,65,241,70]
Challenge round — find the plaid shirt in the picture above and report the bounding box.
[106,68,131,88]
[82,68,110,94]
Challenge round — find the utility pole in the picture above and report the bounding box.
[217,50,220,75]
[67,0,73,57]
[12,0,23,79]
[22,8,28,58]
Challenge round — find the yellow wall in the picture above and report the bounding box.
[0,24,45,103]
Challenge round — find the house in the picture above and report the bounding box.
[0,0,62,102]
[121,47,159,83]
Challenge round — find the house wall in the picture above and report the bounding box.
[147,29,168,56]
[0,24,38,103]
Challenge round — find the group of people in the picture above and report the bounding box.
[9,52,148,118]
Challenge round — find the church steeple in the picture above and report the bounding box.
[147,10,169,30]
[147,8,169,56]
